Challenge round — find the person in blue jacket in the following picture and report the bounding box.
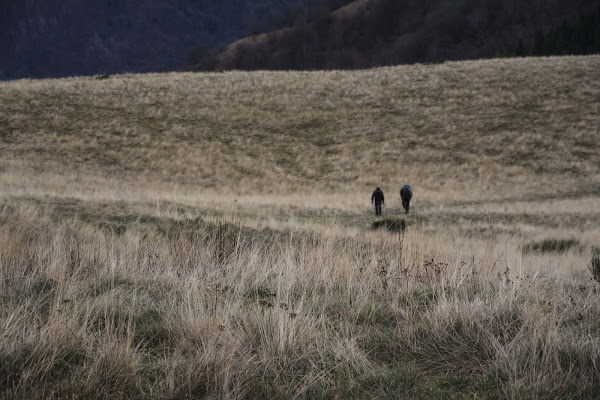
[400,185,412,214]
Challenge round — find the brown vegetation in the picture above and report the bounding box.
[0,56,599,398]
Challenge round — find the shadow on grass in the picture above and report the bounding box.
[372,219,407,233]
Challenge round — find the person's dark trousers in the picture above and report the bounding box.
[375,202,382,216]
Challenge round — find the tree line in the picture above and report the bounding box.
[0,0,337,79]
[525,6,600,56]
[194,0,600,71]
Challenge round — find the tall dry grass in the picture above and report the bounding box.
[1,201,599,398]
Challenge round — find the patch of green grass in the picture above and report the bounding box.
[362,327,400,365]
[243,372,290,400]
[312,135,336,148]
[132,307,171,350]
[46,346,88,380]
[356,303,401,364]
[80,212,161,236]
[398,288,440,313]
[0,118,14,141]
[431,370,503,399]
[0,352,23,390]
[89,276,134,297]
[85,295,173,351]
[405,317,495,376]
[0,344,88,397]
[332,364,502,399]
[30,276,58,296]
[242,285,277,305]
[356,303,397,327]
[97,221,128,235]
[522,238,582,254]
[343,366,424,399]
[295,118,327,132]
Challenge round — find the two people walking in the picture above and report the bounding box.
[371,185,412,216]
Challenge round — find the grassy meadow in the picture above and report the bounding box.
[1,55,600,398]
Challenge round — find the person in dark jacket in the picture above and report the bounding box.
[400,185,412,214]
[372,187,384,216]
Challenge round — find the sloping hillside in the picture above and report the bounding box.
[1,56,599,204]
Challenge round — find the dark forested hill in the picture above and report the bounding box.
[206,0,600,70]
[0,0,351,79]
[2,0,599,79]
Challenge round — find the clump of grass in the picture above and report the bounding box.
[212,218,242,266]
[522,238,582,254]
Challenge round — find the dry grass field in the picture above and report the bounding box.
[1,55,600,399]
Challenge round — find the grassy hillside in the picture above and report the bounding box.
[1,56,600,398]
[2,56,599,197]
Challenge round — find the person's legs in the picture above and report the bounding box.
[402,195,410,214]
